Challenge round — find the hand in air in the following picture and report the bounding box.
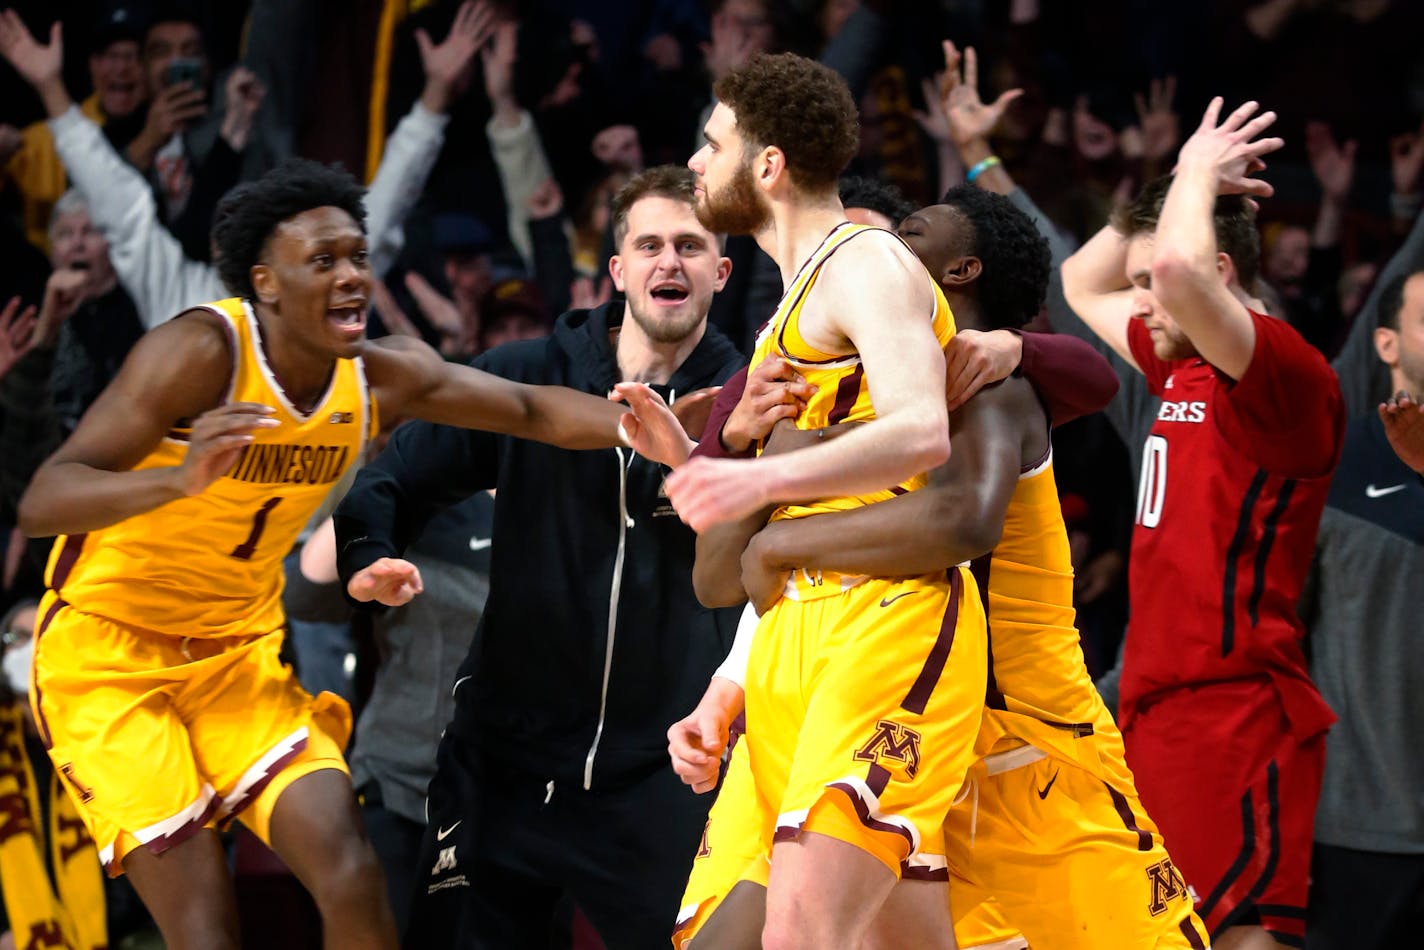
[0,10,61,89]
[1379,392,1424,476]
[176,403,278,496]
[347,557,425,607]
[1175,97,1283,198]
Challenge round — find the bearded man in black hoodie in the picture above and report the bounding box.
[334,165,746,949]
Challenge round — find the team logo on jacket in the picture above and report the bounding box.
[854,720,922,779]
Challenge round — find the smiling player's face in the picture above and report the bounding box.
[255,206,372,360]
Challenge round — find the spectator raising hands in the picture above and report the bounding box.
[0,296,37,380]
[418,0,497,114]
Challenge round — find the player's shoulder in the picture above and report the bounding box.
[140,307,235,371]
[821,227,927,294]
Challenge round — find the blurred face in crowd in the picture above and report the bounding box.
[50,207,118,297]
[1339,260,1378,319]
[609,195,730,344]
[251,206,371,360]
[89,39,145,118]
[818,0,858,42]
[1376,272,1424,395]
[1263,224,1309,289]
[144,20,207,95]
[720,0,775,53]
[481,313,549,352]
[689,103,771,235]
[1125,233,1196,362]
[444,252,494,308]
[592,125,643,175]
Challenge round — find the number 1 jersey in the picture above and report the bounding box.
[1120,311,1342,739]
[44,297,376,639]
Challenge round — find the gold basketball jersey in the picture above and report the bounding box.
[45,297,377,639]
[976,454,1132,787]
[748,222,955,601]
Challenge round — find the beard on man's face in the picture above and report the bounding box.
[696,162,770,236]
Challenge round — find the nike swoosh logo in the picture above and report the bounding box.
[436,821,461,841]
[1366,483,1407,498]
[1037,770,1059,800]
[879,591,920,608]
[469,537,492,551]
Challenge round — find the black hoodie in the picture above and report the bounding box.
[335,302,745,791]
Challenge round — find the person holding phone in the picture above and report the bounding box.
[125,5,267,260]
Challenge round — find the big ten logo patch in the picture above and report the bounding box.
[853,720,922,780]
[1146,857,1189,916]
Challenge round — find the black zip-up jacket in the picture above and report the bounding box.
[335,302,745,791]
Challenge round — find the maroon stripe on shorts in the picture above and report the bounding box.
[824,781,916,854]
[31,597,68,749]
[1179,918,1207,950]
[900,862,949,882]
[900,568,962,715]
[218,735,310,826]
[865,763,891,797]
[826,364,865,425]
[141,794,221,857]
[48,533,87,590]
[1104,782,1153,852]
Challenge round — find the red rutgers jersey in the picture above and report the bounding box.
[1119,311,1343,739]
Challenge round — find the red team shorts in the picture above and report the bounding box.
[1123,676,1324,946]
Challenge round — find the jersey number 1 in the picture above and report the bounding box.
[231,498,283,560]
[1136,435,1167,529]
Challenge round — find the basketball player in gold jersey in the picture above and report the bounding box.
[14,158,677,950]
[671,54,988,949]
[629,187,1208,949]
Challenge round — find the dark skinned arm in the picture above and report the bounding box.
[18,312,276,537]
[740,381,1031,610]
[363,336,629,450]
[692,418,816,607]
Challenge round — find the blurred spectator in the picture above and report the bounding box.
[335,167,743,948]
[1302,262,1424,949]
[477,277,553,352]
[285,493,495,937]
[0,598,108,950]
[1,3,148,252]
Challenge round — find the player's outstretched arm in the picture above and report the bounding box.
[741,384,1026,611]
[1061,225,1142,373]
[18,313,259,537]
[364,335,627,450]
[1151,98,1281,381]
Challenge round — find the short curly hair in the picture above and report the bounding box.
[839,175,914,225]
[714,53,859,193]
[611,165,697,247]
[212,158,367,300]
[941,184,1050,330]
[1111,174,1260,289]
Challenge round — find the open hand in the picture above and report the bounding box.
[0,10,60,90]
[1175,97,1282,198]
[0,295,36,382]
[1305,121,1356,203]
[347,557,425,607]
[1379,391,1424,475]
[419,0,497,113]
[917,40,1023,150]
[176,402,278,496]
[610,381,697,467]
